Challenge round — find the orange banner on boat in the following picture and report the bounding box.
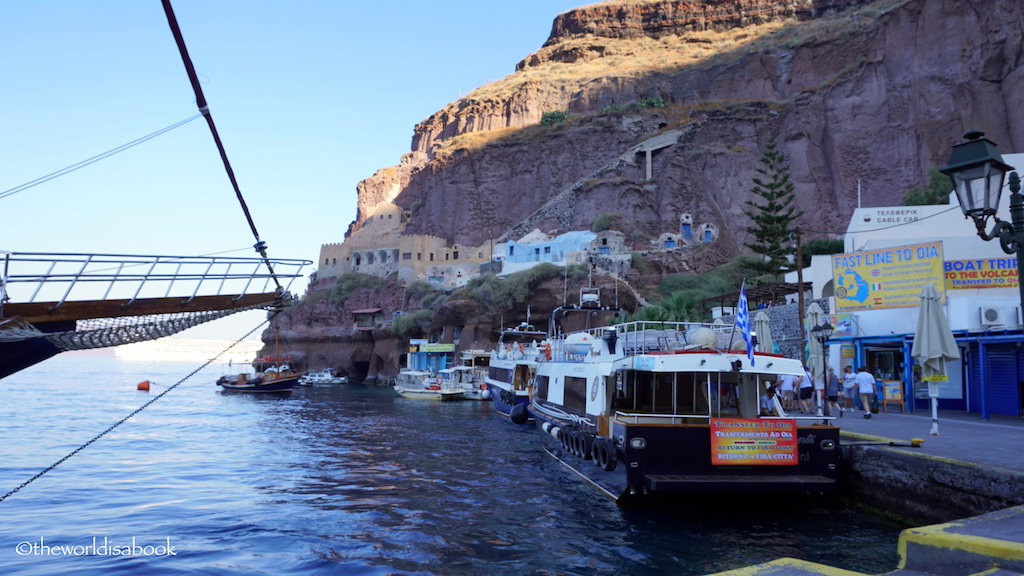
[710,419,798,466]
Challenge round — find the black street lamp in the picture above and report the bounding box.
[940,131,1024,308]
[810,322,834,347]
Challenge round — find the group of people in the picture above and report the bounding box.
[760,365,879,419]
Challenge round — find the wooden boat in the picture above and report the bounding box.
[528,321,841,502]
[217,356,300,393]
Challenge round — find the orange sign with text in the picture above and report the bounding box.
[710,418,798,465]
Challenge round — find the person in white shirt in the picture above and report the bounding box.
[778,373,796,411]
[841,366,857,410]
[855,366,877,419]
[760,383,780,416]
[798,366,814,413]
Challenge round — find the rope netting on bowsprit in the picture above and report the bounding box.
[0,304,268,351]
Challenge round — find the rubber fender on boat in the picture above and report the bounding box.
[481,388,491,400]
[597,439,617,472]
[579,433,594,461]
[510,403,529,425]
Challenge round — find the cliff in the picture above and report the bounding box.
[352,0,1023,255]
[279,0,1024,379]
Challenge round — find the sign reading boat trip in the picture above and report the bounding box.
[831,242,944,312]
[710,419,797,466]
[944,258,1019,290]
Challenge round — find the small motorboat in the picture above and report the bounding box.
[393,370,465,401]
[298,368,347,386]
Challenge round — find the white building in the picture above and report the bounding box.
[795,153,1023,418]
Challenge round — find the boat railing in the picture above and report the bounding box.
[613,411,837,424]
[548,320,736,359]
[613,411,712,424]
[0,251,311,312]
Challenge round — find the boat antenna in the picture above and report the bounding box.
[161,0,283,293]
[562,263,568,306]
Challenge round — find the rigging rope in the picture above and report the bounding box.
[0,114,202,201]
[161,0,283,293]
[0,319,269,503]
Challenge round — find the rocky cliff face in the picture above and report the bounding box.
[287,0,1024,377]
[350,0,1023,254]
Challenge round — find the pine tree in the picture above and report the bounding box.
[743,140,803,281]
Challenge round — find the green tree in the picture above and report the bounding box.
[627,291,700,323]
[744,140,803,280]
[903,167,951,206]
[800,237,845,267]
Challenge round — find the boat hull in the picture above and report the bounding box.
[393,386,465,401]
[533,410,840,502]
[487,384,530,417]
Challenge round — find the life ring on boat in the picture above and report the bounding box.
[435,376,442,386]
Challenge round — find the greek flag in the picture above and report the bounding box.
[736,284,754,366]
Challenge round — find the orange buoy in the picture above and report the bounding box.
[137,380,151,391]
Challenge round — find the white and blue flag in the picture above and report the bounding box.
[736,284,754,366]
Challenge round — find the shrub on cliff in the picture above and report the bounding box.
[328,273,384,307]
[592,212,621,233]
[462,264,571,311]
[540,110,567,126]
[391,308,433,338]
[902,167,950,206]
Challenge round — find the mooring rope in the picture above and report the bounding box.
[0,320,268,503]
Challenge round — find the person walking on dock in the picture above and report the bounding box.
[825,367,842,417]
[855,366,876,419]
[841,365,857,410]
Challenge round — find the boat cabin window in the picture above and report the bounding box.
[617,370,713,416]
[536,375,549,399]
[489,366,512,384]
[564,376,587,413]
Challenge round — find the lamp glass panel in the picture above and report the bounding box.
[953,162,1004,217]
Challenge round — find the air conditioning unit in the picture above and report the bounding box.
[980,306,1012,327]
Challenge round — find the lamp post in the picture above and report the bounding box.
[940,131,1024,308]
[810,321,834,417]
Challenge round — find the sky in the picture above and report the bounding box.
[0,0,585,340]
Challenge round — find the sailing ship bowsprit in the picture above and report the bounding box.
[0,252,309,379]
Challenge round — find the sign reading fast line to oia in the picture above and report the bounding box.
[832,242,945,312]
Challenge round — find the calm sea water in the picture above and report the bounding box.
[0,354,902,575]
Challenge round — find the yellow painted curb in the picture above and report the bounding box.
[897,520,1024,569]
[707,557,873,576]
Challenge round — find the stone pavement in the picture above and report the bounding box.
[829,407,1024,474]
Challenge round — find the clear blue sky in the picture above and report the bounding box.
[0,1,584,339]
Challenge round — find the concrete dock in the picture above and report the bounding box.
[710,409,1024,576]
